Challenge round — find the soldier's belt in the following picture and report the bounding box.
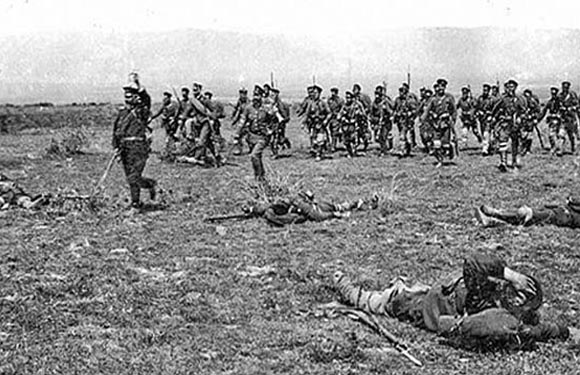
[121,137,146,142]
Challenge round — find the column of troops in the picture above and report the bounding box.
[111,74,580,208]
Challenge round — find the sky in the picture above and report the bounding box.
[1,0,580,38]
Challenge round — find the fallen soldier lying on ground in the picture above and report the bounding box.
[333,254,579,349]
[475,197,580,228]
[206,191,379,226]
[0,174,49,209]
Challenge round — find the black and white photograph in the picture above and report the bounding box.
[1,0,580,373]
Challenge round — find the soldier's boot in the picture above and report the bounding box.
[556,136,565,157]
[129,185,142,209]
[498,152,508,172]
[569,131,576,153]
[474,128,483,144]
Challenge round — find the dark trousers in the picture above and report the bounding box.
[248,133,269,180]
[120,141,155,205]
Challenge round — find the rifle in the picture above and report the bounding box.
[204,212,253,223]
[335,306,423,367]
[533,121,546,149]
[90,151,119,198]
[407,65,411,90]
[270,72,275,88]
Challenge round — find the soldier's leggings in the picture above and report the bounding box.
[194,122,219,161]
[460,118,482,145]
[558,118,577,154]
[375,122,393,152]
[397,120,413,155]
[120,141,155,205]
[432,126,452,161]
[248,133,269,181]
[342,126,357,157]
[419,122,434,151]
[487,205,579,228]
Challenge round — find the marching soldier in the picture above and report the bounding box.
[127,72,151,113]
[231,88,250,155]
[204,91,227,154]
[327,87,345,152]
[457,86,482,149]
[177,87,193,140]
[112,85,157,211]
[394,86,417,157]
[476,84,496,155]
[539,87,562,152]
[521,89,541,155]
[418,88,434,153]
[150,91,179,159]
[352,84,372,150]
[240,93,280,182]
[369,85,394,154]
[269,87,292,158]
[557,81,579,155]
[491,79,527,171]
[337,91,367,158]
[297,86,315,148]
[189,82,222,166]
[420,78,457,167]
[305,85,331,161]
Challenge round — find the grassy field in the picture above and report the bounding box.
[1,105,579,374]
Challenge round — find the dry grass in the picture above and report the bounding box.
[0,106,579,374]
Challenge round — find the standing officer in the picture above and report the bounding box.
[327,87,345,152]
[457,86,482,149]
[112,85,157,211]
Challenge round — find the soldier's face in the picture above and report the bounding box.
[240,92,247,99]
[163,96,171,105]
[435,85,444,95]
[193,86,201,95]
[346,95,353,104]
[181,90,189,99]
[506,84,516,94]
[462,91,468,98]
[124,94,137,106]
[562,85,570,92]
[483,87,490,95]
[314,91,321,99]
[551,90,558,98]
[353,87,360,94]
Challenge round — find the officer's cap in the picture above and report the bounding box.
[562,81,571,87]
[523,89,532,95]
[311,84,323,93]
[239,87,248,94]
[505,79,518,87]
[550,86,559,92]
[352,83,362,91]
[192,82,203,89]
[254,85,265,95]
[435,78,448,87]
[402,82,410,89]
[345,90,354,97]
[263,83,271,90]
[375,85,384,93]
[398,86,406,92]
[181,86,190,93]
[204,91,213,98]
[330,87,339,93]
[163,91,172,97]
[483,83,491,89]
[461,86,470,92]
[122,82,139,93]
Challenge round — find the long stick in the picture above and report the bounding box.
[91,152,118,198]
[534,123,546,149]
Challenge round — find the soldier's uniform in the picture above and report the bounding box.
[520,89,541,155]
[186,83,222,166]
[539,87,562,152]
[457,87,482,148]
[476,84,496,155]
[203,92,227,154]
[269,87,292,158]
[240,95,279,181]
[112,86,156,209]
[421,79,457,165]
[475,197,580,229]
[305,85,331,160]
[394,87,418,157]
[417,89,434,152]
[369,86,394,154]
[353,84,372,150]
[150,92,179,159]
[491,79,527,171]
[297,87,314,147]
[327,88,345,152]
[337,91,367,157]
[334,254,569,348]
[557,82,579,155]
[232,88,251,155]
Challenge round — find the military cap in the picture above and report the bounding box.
[270,87,280,94]
[482,83,491,89]
[345,90,354,97]
[562,81,571,87]
[375,85,384,92]
[330,87,339,93]
[419,86,426,92]
[352,83,362,91]
[306,86,314,92]
[239,87,248,93]
[505,79,518,87]
[263,83,271,90]
[398,86,406,92]
[192,82,203,89]
[163,91,172,97]
[425,89,433,95]
[491,85,499,89]
[254,85,265,95]
[550,86,559,92]
[204,91,213,98]
[523,89,532,95]
[402,82,410,89]
[461,86,470,92]
[435,78,448,87]
[311,84,323,93]
[181,86,190,93]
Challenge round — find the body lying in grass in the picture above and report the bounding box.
[0,174,49,210]
[334,254,579,349]
[475,197,580,228]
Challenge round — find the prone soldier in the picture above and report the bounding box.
[0,174,49,210]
